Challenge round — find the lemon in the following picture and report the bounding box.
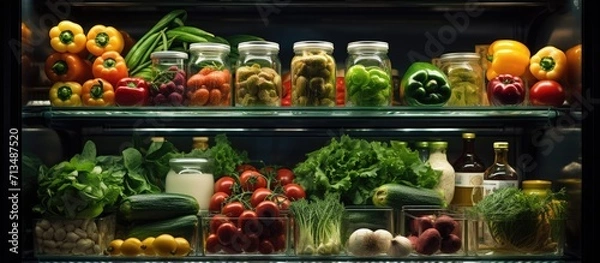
[174,237,192,257]
[120,237,143,257]
[141,237,157,256]
[152,234,177,257]
[106,239,124,256]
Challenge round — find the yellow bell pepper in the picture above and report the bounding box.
[49,20,87,54]
[86,25,125,56]
[486,40,531,81]
[49,81,83,106]
[529,46,567,81]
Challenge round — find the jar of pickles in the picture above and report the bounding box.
[439,52,484,107]
[345,41,392,107]
[149,51,188,106]
[186,43,232,106]
[234,41,282,107]
[291,41,336,107]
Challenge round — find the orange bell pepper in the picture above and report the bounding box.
[529,46,567,81]
[49,20,87,54]
[86,25,125,56]
[486,40,531,81]
[82,78,115,106]
[565,44,582,87]
[92,51,129,87]
[44,52,92,84]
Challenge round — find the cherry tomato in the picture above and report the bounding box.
[238,210,263,235]
[267,218,286,237]
[273,194,291,210]
[255,200,280,218]
[222,201,245,218]
[261,165,276,176]
[209,214,230,234]
[209,192,230,212]
[239,170,267,192]
[229,228,247,253]
[283,183,306,201]
[214,176,236,195]
[216,222,237,245]
[250,187,273,208]
[529,80,566,107]
[244,234,260,253]
[204,233,222,253]
[275,167,295,186]
[236,164,257,173]
[258,239,275,254]
[270,234,287,252]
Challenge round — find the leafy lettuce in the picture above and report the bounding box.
[293,135,441,205]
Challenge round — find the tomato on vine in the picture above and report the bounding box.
[275,167,295,186]
[222,201,245,217]
[255,200,280,218]
[209,192,230,212]
[250,187,273,208]
[283,183,306,201]
[214,176,237,195]
[236,164,257,173]
[238,210,262,235]
[239,170,267,191]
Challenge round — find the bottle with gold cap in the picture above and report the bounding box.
[482,141,519,198]
[192,137,209,151]
[414,141,430,163]
[451,132,486,207]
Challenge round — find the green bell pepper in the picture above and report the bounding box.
[401,62,452,106]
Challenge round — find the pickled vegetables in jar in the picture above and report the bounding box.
[291,41,336,107]
[234,41,282,107]
[345,41,392,107]
[439,53,484,107]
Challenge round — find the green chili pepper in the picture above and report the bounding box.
[401,62,452,106]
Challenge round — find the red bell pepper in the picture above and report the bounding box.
[114,77,149,106]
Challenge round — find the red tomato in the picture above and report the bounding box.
[209,192,230,212]
[261,166,276,175]
[251,187,273,208]
[244,234,260,253]
[236,164,257,173]
[205,233,222,253]
[214,176,236,195]
[238,210,263,235]
[283,183,306,201]
[255,200,280,218]
[216,222,237,245]
[209,214,230,234]
[222,201,245,217]
[270,234,287,252]
[273,194,291,210]
[275,167,295,186]
[336,76,346,106]
[529,80,566,107]
[263,218,286,237]
[239,170,267,192]
[258,239,275,254]
[229,228,248,253]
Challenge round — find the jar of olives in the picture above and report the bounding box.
[345,41,392,107]
[291,41,336,107]
[439,52,485,107]
[234,41,282,107]
[186,43,232,106]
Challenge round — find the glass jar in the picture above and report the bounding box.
[234,41,282,107]
[291,41,336,107]
[345,41,392,107]
[414,141,430,163]
[149,51,188,106]
[439,52,484,107]
[521,180,552,198]
[186,43,232,106]
[166,158,214,213]
[428,141,456,205]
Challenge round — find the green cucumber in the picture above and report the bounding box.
[372,183,445,210]
[125,214,199,241]
[119,193,199,222]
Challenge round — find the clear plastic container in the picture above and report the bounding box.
[291,41,336,107]
[345,41,392,107]
[186,43,232,106]
[234,41,282,107]
[439,53,484,107]
[149,51,188,106]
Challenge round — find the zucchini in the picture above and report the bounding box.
[125,214,198,241]
[372,183,445,210]
[119,193,199,222]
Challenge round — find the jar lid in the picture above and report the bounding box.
[151,137,165,143]
[193,137,209,143]
[439,52,480,60]
[429,141,448,150]
[493,141,509,149]
[347,41,389,53]
[522,180,552,190]
[462,132,476,139]
[169,158,212,171]
[189,42,231,53]
[293,41,334,53]
[151,51,189,59]
[238,41,280,52]
[414,141,429,148]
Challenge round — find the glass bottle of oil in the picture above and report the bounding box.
[482,141,519,198]
[451,132,486,207]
